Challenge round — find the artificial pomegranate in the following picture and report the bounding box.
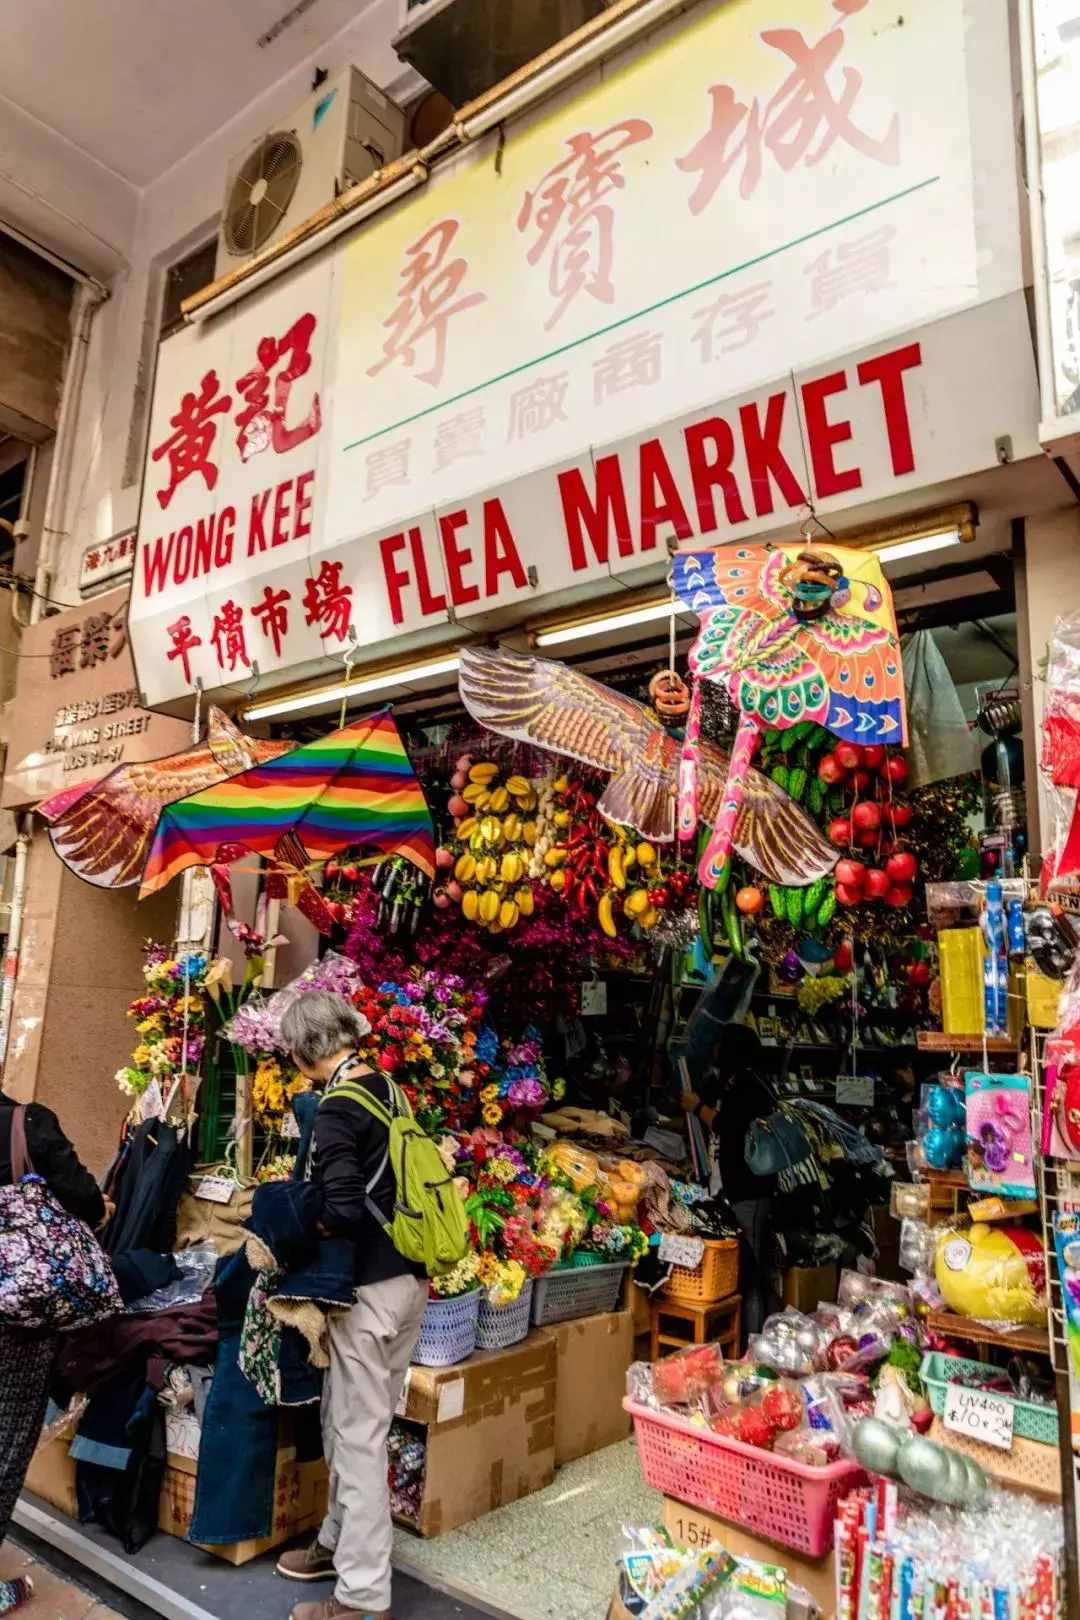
[864,868,891,900]
[885,883,914,909]
[860,744,885,769]
[852,800,882,832]
[883,755,909,785]
[834,940,854,973]
[835,742,861,771]
[828,817,853,847]
[836,882,864,906]
[885,850,918,884]
[818,752,846,784]
[835,859,866,889]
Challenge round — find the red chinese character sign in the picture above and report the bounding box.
[671,542,906,888]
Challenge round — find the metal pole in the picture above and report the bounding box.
[0,820,32,1070]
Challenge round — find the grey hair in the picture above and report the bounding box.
[280,991,370,1068]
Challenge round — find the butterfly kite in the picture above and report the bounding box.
[672,544,907,889]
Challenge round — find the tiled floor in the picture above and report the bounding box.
[392,1440,661,1620]
[0,1543,123,1620]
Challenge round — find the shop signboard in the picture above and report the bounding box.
[1,586,191,809]
[129,0,1027,706]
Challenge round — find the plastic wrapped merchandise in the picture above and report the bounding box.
[613,1526,735,1618]
[898,1217,937,1278]
[647,1343,727,1409]
[125,1241,218,1313]
[749,1309,826,1377]
[934,1222,1047,1325]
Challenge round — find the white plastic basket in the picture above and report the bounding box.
[412,1288,480,1367]
[530,1261,627,1326]
[476,1280,534,1350]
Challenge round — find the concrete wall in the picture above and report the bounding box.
[0,235,73,439]
[4,829,176,1174]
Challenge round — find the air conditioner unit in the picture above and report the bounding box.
[216,66,406,277]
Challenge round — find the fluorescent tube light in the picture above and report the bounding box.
[533,598,675,647]
[243,654,461,722]
[874,528,963,563]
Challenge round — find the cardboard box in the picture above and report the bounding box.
[662,1495,835,1615]
[159,1446,328,1567]
[396,1333,556,1537]
[24,1435,79,1519]
[540,1310,633,1465]
[782,1265,838,1316]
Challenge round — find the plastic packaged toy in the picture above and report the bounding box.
[964,1070,1036,1197]
[934,1221,1046,1325]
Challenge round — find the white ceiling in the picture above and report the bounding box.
[0,0,393,188]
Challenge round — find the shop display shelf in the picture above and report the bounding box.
[916,1032,1020,1054]
[625,1398,865,1558]
[921,1350,1058,1445]
[924,1309,1050,1358]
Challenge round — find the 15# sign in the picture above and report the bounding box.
[943,1384,1015,1451]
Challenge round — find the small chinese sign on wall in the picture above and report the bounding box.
[79,531,136,597]
[1,586,190,810]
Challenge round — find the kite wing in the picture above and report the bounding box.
[39,708,286,889]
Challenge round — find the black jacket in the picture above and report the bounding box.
[0,1095,106,1227]
[312,1068,424,1288]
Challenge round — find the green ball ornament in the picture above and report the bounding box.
[853,1418,902,1478]
[897,1436,952,1499]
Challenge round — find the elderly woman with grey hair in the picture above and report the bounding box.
[276,990,427,1620]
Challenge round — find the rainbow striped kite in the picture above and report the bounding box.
[139,708,435,899]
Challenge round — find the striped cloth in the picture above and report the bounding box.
[139,708,434,898]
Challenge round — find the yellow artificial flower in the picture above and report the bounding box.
[131,1044,153,1069]
[482,1103,502,1126]
[480,1084,499,1103]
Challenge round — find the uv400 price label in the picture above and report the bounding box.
[943,1384,1015,1451]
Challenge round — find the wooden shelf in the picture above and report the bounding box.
[916,1032,1019,1054]
[921,1167,970,1189]
[924,1309,1050,1357]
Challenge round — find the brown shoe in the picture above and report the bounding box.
[289,1602,391,1620]
[276,1536,336,1581]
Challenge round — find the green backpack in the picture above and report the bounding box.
[322,1076,469,1278]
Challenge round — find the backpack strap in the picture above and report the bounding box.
[10,1105,32,1182]
[320,1077,398,1231]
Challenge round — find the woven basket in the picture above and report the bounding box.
[476,1281,534,1351]
[921,1352,1058,1446]
[531,1261,627,1326]
[664,1238,739,1304]
[927,1417,1061,1500]
[569,1250,612,1268]
[412,1289,480,1368]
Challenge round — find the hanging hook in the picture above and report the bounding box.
[339,628,360,729]
[244,661,261,703]
[191,676,204,748]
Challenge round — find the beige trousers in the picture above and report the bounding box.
[318,1273,428,1613]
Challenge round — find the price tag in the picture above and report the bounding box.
[944,1384,1015,1451]
[580,979,607,1016]
[138,1081,164,1122]
[280,1110,301,1140]
[836,1075,875,1106]
[193,1174,238,1205]
[658,1233,705,1269]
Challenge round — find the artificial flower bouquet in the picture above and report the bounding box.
[352,969,488,1135]
[116,942,208,1099]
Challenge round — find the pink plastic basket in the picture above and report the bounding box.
[626,1399,866,1558]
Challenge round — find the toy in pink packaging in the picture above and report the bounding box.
[964,1071,1036,1196]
